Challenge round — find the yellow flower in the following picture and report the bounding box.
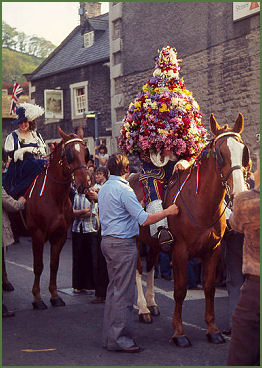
[159,103,169,112]
[142,84,148,92]
[154,87,159,93]
[185,103,192,111]
[134,100,142,109]
[128,102,134,109]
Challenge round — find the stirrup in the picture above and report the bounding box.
[157,227,174,253]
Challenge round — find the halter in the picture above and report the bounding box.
[61,138,87,174]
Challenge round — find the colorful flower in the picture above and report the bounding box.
[118,46,207,161]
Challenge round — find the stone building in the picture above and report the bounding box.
[109,2,260,161]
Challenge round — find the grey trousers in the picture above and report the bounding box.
[101,236,137,350]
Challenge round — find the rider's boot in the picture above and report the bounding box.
[146,199,174,253]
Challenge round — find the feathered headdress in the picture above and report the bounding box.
[12,102,44,124]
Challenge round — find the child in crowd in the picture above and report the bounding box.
[94,144,109,168]
[93,167,109,192]
[71,172,98,294]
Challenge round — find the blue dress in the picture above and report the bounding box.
[3,131,46,199]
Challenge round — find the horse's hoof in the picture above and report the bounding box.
[139,313,153,324]
[148,305,160,316]
[172,336,192,348]
[206,332,226,344]
[50,297,65,307]
[32,300,48,310]
[2,282,15,292]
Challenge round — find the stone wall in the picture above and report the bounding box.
[109,2,260,164]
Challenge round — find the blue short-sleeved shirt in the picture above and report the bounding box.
[98,175,149,238]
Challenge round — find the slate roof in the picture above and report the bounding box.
[29,13,109,81]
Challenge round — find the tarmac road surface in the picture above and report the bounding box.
[3,236,231,366]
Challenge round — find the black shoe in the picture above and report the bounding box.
[120,345,143,353]
[2,304,15,318]
[162,275,172,281]
[2,282,15,292]
[222,328,232,336]
[90,296,106,304]
[157,227,174,252]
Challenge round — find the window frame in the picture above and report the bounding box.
[70,81,88,120]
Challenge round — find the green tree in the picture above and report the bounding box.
[2,21,18,49]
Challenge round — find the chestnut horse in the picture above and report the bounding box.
[129,113,250,347]
[25,127,90,309]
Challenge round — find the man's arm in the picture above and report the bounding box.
[142,203,179,226]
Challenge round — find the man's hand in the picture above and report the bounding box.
[165,203,179,216]
[86,189,98,201]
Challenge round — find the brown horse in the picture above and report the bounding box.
[25,127,90,309]
[129,113,250,347]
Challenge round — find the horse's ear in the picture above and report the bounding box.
[210,114,220,136]
[232,113,244,134]
[57,126,70,141]
[209,113,228,136]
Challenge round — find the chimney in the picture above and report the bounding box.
[79,2,101,25]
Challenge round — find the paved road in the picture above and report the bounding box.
[3,236,231,366]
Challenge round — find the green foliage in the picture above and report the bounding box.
[2,48,44,83]
[2,21,57,83]
[2,21,57,58]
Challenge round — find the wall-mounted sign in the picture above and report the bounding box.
[233,2,260,22]
[44,89,64,119]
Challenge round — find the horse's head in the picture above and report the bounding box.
[210,113,250,196]
[58,126,90,194]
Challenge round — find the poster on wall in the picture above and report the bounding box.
[233,2,260,21]
[44,89,64,119]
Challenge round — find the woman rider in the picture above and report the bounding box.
[3,102,46,199]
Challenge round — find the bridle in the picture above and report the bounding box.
[212,131,247,203]
[61,138,87,174]
[48,138,88,185]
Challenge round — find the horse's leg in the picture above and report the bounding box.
[202,247,225,344]
[145,267,160,316]
[49,233,67,307]
[171,250,192,347]
[31,230,47,309]
[136,269,152,323]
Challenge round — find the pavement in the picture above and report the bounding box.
[2,236,231,366]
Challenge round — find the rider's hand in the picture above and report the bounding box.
[174,163,185,172]
[18,196,26,204]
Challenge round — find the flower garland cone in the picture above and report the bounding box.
[119,46,207,161]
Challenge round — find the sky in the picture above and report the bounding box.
[2,2,109,46]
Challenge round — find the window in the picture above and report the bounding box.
[84,31,94,48]
[70,81,88,120]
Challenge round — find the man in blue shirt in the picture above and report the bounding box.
[98,153,179,353]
